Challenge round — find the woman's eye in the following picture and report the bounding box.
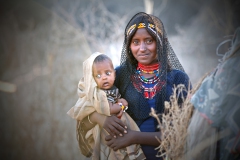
[132,40,139,45]
[106,71,111,75]
[146,39,153,44]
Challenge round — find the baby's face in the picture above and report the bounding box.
[92,59,115,90]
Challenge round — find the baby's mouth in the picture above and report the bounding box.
[103,82,109,87]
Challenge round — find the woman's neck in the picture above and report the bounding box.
[137,62,159,78]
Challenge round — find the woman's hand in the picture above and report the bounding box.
[105,129,135,151]
[90,112,127,138]
[102,115,127,138]
[105,129,161,150]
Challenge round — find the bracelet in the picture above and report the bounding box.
[118,103,128,112]
[87,115,94,124]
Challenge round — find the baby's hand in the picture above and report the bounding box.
[110,103,122,115]
[118,102,128,113]
[116,109,123,118]
[118,98,128,108]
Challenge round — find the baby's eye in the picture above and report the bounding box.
[96,74,101,78]
[106,71,111,75]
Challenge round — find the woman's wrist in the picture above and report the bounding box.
[129,130,139,144]
[89,112,105,127]
[87,115,94,124]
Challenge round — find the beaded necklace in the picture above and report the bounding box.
[137,63,160,99]
[137,63,159,74]
[136,71,159,84]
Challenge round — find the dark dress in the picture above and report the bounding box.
[115,66,191,159]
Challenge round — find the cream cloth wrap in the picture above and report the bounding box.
[67,52,110,120]
[67,52,145,160]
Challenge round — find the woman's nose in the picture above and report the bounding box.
[140,42,146,51]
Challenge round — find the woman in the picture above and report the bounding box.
[79,12,191,159]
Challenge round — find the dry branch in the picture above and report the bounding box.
[151,84,195,160]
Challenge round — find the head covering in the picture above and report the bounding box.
[117,12,186,121]
[67,52,111,120]
[83,52,102,100]
[122,12,184,72]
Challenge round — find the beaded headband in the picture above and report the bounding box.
[127,22,162,45]
[127,23,155,36]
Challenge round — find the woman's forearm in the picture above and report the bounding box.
[88,111,127,137]
[80,112,107,132]
[89,111,105,127]
[105,129,161,150]
[80,112,99,131]
[131,131,161,146]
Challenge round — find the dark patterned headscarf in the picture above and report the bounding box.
[120,12,185,95]
[116,12,188,125]
[122,12,184,71]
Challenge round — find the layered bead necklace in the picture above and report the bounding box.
[137,63,160,99]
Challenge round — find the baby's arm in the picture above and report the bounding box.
[109,101,122,115]
[109,98,128,118]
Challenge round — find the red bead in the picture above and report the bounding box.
[144,92,149,98]
[150,92,154,98]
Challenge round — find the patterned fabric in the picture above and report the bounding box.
[103,86,121,103]
[190,27,240,159]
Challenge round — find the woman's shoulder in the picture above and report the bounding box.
[169,69,188,77]
[115,65,127,76]
[114,66,122,86]
[168,69,191,85]
[115,65,121,71]
[115,65,125,71]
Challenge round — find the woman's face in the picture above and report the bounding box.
[130,28,158,65]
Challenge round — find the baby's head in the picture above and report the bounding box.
[92,54,115,90]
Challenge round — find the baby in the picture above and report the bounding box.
[67,52,145,160]
[92,53,128,118]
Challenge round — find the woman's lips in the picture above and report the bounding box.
[138,53,149,58]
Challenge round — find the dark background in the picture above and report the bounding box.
[0,0,239,159]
